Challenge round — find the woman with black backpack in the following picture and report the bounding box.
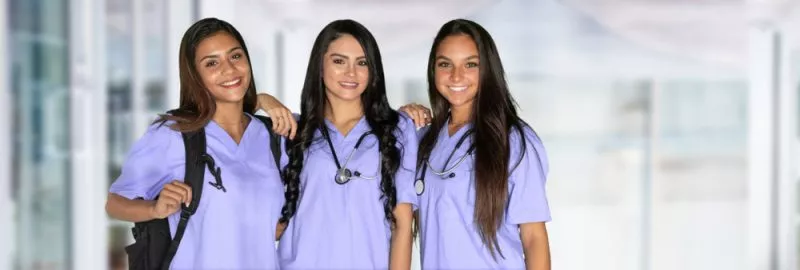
[105,18,292,269]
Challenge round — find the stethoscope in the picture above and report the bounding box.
[414,129,475,195]
[321,128,380,185]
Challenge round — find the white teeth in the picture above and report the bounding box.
[449,86,467,92]
[340,82,358,87]
[221,78,241,86]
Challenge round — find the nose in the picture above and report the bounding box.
[345,64,356,77]
[449,66,463,82]
[220,59,234,75]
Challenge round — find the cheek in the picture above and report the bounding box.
[357,68,369,82]
[434,71,449,85]
[466,70,480,83]
[323,65,341,79]
[235,60,251,73]
[198,70,217,88]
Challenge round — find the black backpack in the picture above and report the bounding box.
[124,115,282,270]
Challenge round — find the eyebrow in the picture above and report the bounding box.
[435,55,479,61]
[330,53,366,60]
[199,47,243,62]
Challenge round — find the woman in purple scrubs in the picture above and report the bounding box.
[105,18,290,269]
[275,20,418,269]
[413,19,552,269]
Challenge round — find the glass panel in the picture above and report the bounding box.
[106,0,133,181]
[653,80,748,270]
[9,0,71,268]
[105,0,134,269]
[513,78,650,270]
[143,0,166,113]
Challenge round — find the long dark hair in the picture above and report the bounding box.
[279,20,402,227]
[417,19,530,259]
[156,17,258,131]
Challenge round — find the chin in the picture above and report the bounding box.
[213,91,248,104]
[331,90,364,102]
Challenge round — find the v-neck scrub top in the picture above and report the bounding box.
[109,113,286,269]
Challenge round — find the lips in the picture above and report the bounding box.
[219,77,242,88]
[339,81,359,89]
[448,85,468,92]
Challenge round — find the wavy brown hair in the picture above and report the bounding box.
[156,17,258,131]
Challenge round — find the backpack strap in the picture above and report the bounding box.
[253,115,282,170]
[161,128,207,269]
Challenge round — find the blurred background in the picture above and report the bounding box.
[1,0,800,269]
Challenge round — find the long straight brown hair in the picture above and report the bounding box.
[417,19,530,259]
[156,17,258,131]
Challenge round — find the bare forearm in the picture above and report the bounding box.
[524,238,551,270]
[105,193,156,223]
[390,204,413,270]
[521,222,550,270]
[390,225,412,270]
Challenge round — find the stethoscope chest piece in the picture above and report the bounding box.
[335,168,353,185]
[414,178,425,195]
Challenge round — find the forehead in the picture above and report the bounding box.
[195,32,241,58]
[436,34,478,57]
[326,34,365,57]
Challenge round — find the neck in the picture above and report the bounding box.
[213,101,248,143]
[325,98,363,124]
[324,97,364,136]
[447,104,472,136]
[449,104,472,127]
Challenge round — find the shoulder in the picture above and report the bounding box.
[509,123,547,172]
[138,120,184,147]
[396,111,416,135]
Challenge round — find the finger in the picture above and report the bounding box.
[275,114,286,136]
[275,112,289,136]
[269,110,280,131]
[167,182,190,205]
[159,189,183,209]
[423,109,432,124]
[162,185,187,205]
[414,110,424,128]
[280,112,291,135]
[173,182,193,206]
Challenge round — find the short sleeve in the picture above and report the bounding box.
[506,127,552,224]
[416,125,431,143]
[394,112,420,210]
[109,123,183,200]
